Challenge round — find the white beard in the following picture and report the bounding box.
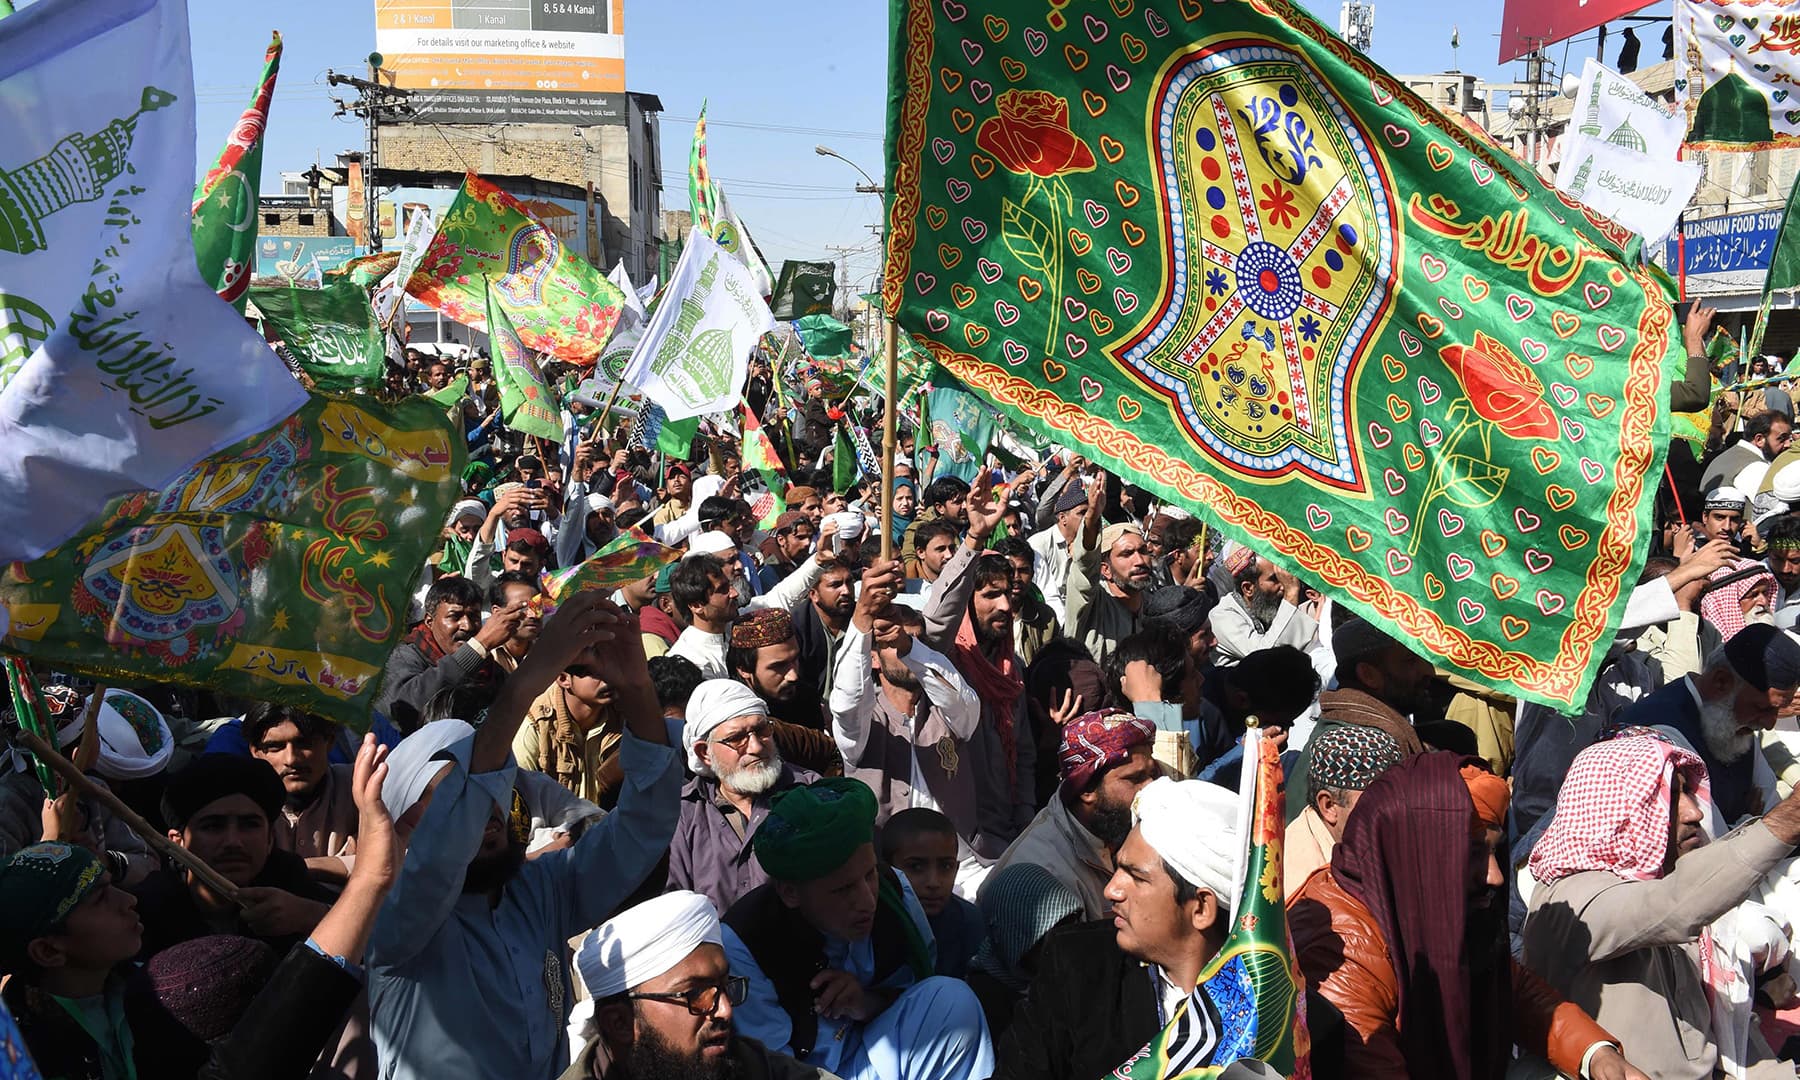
[722,753,783,796]
[1699,692,1755,764]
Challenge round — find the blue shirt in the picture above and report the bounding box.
[367,731,681,1080]
[928,895,984,978]
[723,873,936,1077]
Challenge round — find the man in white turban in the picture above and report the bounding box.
[667,680,818,913]
[992,776,1243,1080]
[564,890,833,1080]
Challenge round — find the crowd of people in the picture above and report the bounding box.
[8,304,1800,1079]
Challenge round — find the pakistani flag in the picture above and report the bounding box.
[191,31,280,311]
[772,260,838,320]
[485,279,563,441]
[622,230,775,421]
[0,0,307,563]
[249,278,385,391]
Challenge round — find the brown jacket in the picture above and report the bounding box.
[1289,866,1615,1078]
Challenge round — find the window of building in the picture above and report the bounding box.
[263,213,281,226]
[298,213,315,226]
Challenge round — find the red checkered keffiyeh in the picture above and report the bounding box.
[1699,559,1779,643]
[1529,735,1711,886]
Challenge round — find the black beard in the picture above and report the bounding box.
[462,838,526,894]
[612,1025,739,1080]
[1087,801,1135,850]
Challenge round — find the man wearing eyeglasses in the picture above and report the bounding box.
[668,680,819,915]
[569,890,830,1080]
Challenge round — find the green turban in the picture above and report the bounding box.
[0,842,106,973]
[753,777,878,882]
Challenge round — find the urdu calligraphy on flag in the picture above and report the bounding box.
[883,0,1678,708]
[0,0,308,564]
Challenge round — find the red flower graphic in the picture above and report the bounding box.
[975,90,1097,178]
[1438,332,1559,441]
[1258,181,1300,230]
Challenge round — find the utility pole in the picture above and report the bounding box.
[826,243,857,325]
[327,52,414,253]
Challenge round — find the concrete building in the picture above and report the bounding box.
[373,91,665,282]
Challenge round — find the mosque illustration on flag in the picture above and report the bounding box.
[0,86,176,256]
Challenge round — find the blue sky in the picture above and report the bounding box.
[42,0,1646,285]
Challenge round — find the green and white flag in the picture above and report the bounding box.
[771,260,838,320]
[372,204,434,328]
[1557,59,1698,243]
[622,231,775,421]
[485,279,563,441]
[249,278,384,391]
[0,0,306,563]
[191,31,280,311]
[1679,0,1800,149]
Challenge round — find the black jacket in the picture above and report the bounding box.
[992,920,1161,1080]
[131,848,335,960]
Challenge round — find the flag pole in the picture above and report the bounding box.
[593,378,627,442]
[880,318,900,562]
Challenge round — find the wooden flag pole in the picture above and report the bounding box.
[15,730,246,907]
[880,317,900,562]
[592,378,628,443]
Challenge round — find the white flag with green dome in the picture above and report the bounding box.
[622,230,774,421]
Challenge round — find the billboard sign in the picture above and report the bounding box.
[1659,207,1786,298]
[256,237,360,283]
[374,0,626,125]
[1497,0,1657,64]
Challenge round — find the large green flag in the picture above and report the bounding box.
[0,395,464,728]
[408,174,626,365]
[834,423,858,493]
[1110,733,1306,1077]
[794,313,858,361]
[484,279,564,441]
[191,32,280,311]
[883,0,1678,709]
[249,278,385,392]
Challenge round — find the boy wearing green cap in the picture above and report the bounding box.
[719,777,994,1080]
[0,842,142,1080]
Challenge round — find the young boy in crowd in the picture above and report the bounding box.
[881,808,985,977]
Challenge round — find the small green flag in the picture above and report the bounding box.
[1748,178,1800,357]
[250,278,385,391]
[427,374,469,406]
[485,279,564,441]
[834,423,857,493]
[657,414,700,458]
[795,314,858,361]
[192,32,281,311]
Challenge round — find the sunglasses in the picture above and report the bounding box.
[628,976,749,1017]
[711,720,775,752]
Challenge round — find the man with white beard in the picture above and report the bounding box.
[1615,624,1800,826]
[668,680,819,914]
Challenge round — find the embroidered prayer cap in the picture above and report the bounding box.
[507,527,549,552]
[1219,541,1255,578]
[971,862,1085,991]
[1306,724,1403,793]
[1058,709,1156,791]
[1332,617,1408,672]
[144,935,279,1042]
[772,511,810,534]
[730,608,794,650]
[654,562,678,595]
[1130,776,1242,908]
[1142,586,1216,639]
[161,753,285,831]
[1529,734,1710,886]
[1775,467,1800,506]
[682,680,769,775]
[1098,521,1144,554]
[461,462,494,489]
[576,891,724,1000]
[493,481,525,499]
[1460,764,1509,834]
[752,777,879,882]
[1053,482,1089,514]
[786,485,819,505]
[55,688,173,782]
[0,842,107,973]
[381,719,477,820]
[1722,622,1800,692]
[1704,484,1750,513]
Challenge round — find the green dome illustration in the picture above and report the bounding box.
[1691,71,1774,144]
[1605,118,1647,153]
